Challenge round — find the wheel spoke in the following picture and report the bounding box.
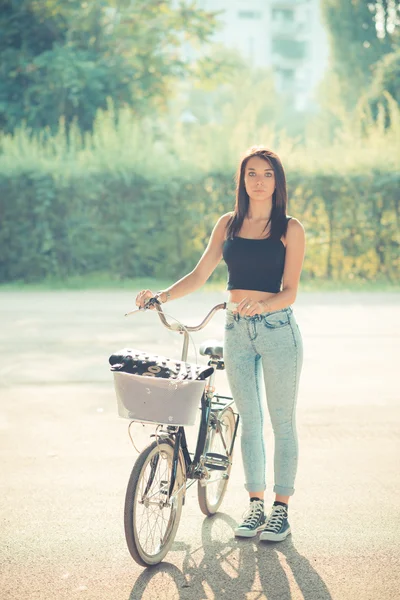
[125,440,184,565]
[198,408,235,515]
[207,419,229,503]
[141,458,171,553]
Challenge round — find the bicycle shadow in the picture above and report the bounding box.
[128,513,332,600]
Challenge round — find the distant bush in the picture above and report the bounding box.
[0,103,399,283]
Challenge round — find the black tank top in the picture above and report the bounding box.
[222,236,286,293]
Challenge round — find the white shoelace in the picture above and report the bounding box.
[264,505,288,532]
[241,501,264,527]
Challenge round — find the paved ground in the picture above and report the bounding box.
[0,289,399,600]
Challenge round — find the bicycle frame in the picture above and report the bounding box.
[126,299,240,503]
[153,356,240,502]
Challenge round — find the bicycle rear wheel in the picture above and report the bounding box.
[124,439,185,566]
[198,407,235,516]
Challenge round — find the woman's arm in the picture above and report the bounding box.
[136,213,232,307]
[263,218,305,311]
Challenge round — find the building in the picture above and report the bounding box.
[194,0,329,111]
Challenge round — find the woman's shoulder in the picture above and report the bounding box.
[214,212,234,230]
[220,211,234,224]
[286,215,304,232]
[210,212,234,242]
[285,216,305,246]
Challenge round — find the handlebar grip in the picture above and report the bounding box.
[124,296,160,317]
[226,301,238,311]
[143,296,161,309]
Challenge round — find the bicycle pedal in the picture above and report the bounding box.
[204,452,229,471]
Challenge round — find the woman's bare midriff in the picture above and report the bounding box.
[228,289,277,304]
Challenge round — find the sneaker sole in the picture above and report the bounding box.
[259,527,291,542]
[235,524,266,538]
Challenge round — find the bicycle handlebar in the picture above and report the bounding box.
[125,298,235,332]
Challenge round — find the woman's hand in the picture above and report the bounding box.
[135,289,156,309]
[235,298,269,316]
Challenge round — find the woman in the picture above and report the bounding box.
[135,146,305,542]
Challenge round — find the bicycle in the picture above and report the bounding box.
[112,297,239,567]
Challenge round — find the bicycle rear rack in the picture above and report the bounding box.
[210,395,235,411]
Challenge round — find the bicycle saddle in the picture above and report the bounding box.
[199,340,224,359]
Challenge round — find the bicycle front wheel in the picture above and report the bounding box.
[124,439,185,566]
[198,407,236,516]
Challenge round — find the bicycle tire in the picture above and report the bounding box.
[124,438,185,566]
[198,407,235,516]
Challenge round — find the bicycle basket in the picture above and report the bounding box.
[110,348,213,426]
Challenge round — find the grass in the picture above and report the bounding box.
[0,273,399,293]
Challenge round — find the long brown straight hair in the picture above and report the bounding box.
[226,146,290,240]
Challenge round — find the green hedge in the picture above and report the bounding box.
[0,166,399,283]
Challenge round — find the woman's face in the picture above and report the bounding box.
[244,156,275,202]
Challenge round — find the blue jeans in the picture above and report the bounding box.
[224,306,303,496]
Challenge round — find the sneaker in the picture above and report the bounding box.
[234,499,266,538]
[259,504,291,542]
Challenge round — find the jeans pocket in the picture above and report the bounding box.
[263,311,290,329]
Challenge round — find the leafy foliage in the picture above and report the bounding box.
[0,0,218,134]
[367,47,400,121]
[0,101,399,284]
[321,0,400,107]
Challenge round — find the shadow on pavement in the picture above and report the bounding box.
[128,513,332,600]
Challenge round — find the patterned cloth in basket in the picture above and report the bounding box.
[109,348,214,381]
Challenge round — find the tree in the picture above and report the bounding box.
[367,47,400,122]
[370,46,400,102]
[184,47,281,125]
[0,0,218,134]
[321,0,400,106]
